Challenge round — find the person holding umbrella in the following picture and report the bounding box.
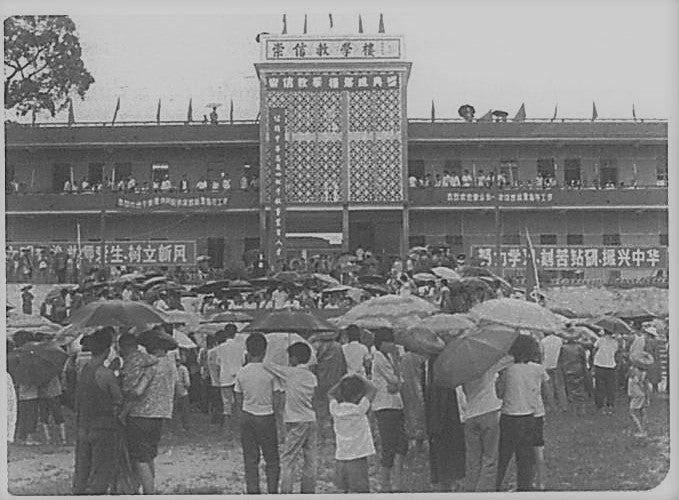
[557,328,593,417]
[12,330,40,445]
[73,327,123,494]
[592,329,619,415]
[21,285,34,315]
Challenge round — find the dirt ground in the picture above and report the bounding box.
[6,393,670,495]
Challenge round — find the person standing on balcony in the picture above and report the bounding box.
[211,177,220,192]
[476,170,486,188]
[240,173,249,191]
[221,172,231,191]
[196,178,208,192]
[209,107,219,124]
[127,176,137,193]
[461,170,473,188]
[160,175,171,193]
[21,286,34,315]
[63,179,72,193]
[179,175,189,193]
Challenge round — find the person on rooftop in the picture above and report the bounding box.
[209,107,219,124]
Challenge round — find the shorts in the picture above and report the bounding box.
[126,417,163,462]
[39,397,65,424]
[375,409,409,467]
[532,416,544,447]
[335,457,369,493]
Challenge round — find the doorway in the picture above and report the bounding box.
[349,221,375,253]
[206,237,225,268]
[53,163,71,192]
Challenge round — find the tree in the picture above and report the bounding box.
[4,15,94,118]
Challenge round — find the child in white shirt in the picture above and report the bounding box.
[327,374,377,493]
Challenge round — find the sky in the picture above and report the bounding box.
[3,0,678,123]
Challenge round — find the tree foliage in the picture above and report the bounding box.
[4,15,94,117]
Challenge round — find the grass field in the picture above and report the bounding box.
[6,393,670,495]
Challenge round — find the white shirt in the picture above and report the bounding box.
[207,339,245,387]
[371,350,403,411]
[342,341,370,376]
[329,397,376,460]
[264,363,317,423]
[498,362,548,416]
[541,334,563,370]
[593,336,618,368]
[234,362,278,416]
[121,288,133,301]
[629,335,645,357]
[462,357,511,420]
[272,289,288,309]
[153,298,170,311]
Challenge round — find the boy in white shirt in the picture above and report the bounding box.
[327,373,377,493]
[234,333,280,494]
[341,325,371,377]
[263,342,318,494]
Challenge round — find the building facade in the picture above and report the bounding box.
[4,33,668,284]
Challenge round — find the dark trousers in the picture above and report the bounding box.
[208,385,223,421]
[595,366,616,409]
[73,427,119,494]
[16,399,39,440]
[174,395,190,430]
[496,414,535,492]
[240,412,279,494]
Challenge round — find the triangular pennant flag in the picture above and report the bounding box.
[303,14,307,34]
[513,103,526,122]
[358,14,363,33]
[430,100,435,123]
[67,99,75,126]
[525,227,540,302]
[156,98,161,124]
[329,13,333,29]
[282,14,287,34]
[592,101,598,121]
[31,107,36,126]
[112,97,121,125]
[187,98,193,123]
[477,109,493,122]
[229,99,234,124]
[378,13,385,33]
[632,103,637,122]
[551,104,558,122]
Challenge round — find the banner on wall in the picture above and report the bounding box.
[269,108,287,268]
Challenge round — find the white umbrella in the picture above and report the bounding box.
[431,267,462,281]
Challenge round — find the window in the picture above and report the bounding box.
[114,162,132,183]
[603,234,621,246]
[88,163,104,186]
[6,164,15,192]
[656,156,668,186]
[244,237,260,252]
[53,163,71,192]
[537,158,555,178]
[539,234,557,245]
[444,159,462,176]
[445,235,463,247]
[566,234,584,245]
[599,158,618,186]
[151,163,169,183]
[660,234,668,246]
[408,159,425,180]
[502,233,521,245]
[563,158,581,186]
[409,235,426,248]
[499,160,519,185]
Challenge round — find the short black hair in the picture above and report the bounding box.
[346,324,361,343]
[509,334,540,364]
[13,330,35,348]
[287,342,311,364]
[372,327,394,351]
[246,332,267,358]
[118,333,137,347]
[339,375,366,404]
[224,324,237,338]
[215,330,228,343]
[85,327,114,355]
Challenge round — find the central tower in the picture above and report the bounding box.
[256,28,411,269]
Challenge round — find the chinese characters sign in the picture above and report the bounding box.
[117,195,229,209]
[265,37,401,61]
[265,72,399,92]
[269,108,287,267]
[7,241,197,267]
[446,191,553,204]
[471,245,668,269]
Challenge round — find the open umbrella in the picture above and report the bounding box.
[311,273,341,286]
[413,272,438,283]
[191,280,233,294]
[272,271,304,283]
[340,294,439,325]
[457,265,496,278]
[140,276,168,289]
[469,298,562,332]
[430,266,461,281]
[418,313,476,343]
[53,324,99,347]
[360,283,391,296]
[357,274,386,285]
[591,315,632,336]
[7,311,60,330]
[202,311,254,323]
[8,341,69,386]
[394,325,445,356]
[321,285,352,294]
[263,332,317,366]
[164,310,202,328]
[114,272,146,284]
[147,282,185,295]
[549,306,580,319]
[174,330,197,349]
[67,299,167,329]
[243,310,337,337]
[611,306,657,324]
[433,324,518,388]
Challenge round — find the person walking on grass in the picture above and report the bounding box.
[262,342,318,494]
[627,351,653,438]
[174,355,191,432]
[38,374,67,445]
[207,325,245,429]
[234,333,280,494]
[593,329,619,415]
[328,374,378,493]
[371,328,409,493]
[12,330,40,446]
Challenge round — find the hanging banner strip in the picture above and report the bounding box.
[269,108,287,268]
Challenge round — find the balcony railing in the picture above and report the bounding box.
[408,185,668,208]
[5,189,260,212]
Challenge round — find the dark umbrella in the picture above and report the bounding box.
[191,280,232,294]
[360,283,391,296]
[591,315,632,336]
[139,276,169,289]
[77,281,109,293]
[457,265,496,278]
[272,271,304,283]
[229,279,253,287]
[67,299,168,329]
[433,324,518,388]
[249,277,280,288]
[611,306,657,324]
[243,310,337,337]
[549,306,580,319]
[357,274,386,285]
[8,341,69,386]
[201,311,254,323]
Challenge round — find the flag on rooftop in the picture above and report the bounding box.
[112,97,121,125]
[632,103,637,122]
[430,100,435,123]
[329,13,333,29]
[379,13,385,33]
[525,228,540,303]
[551,104,558,122]
[358,15,364,33]
[592,101,598,121]
[282,14,287,34]
[303,14,308,34]
[67,99,75,126]
[156,99,161,124]
[477,109,493,122]
[187,98,193,123]
[229,99,234,124]
[513,103,526,122]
